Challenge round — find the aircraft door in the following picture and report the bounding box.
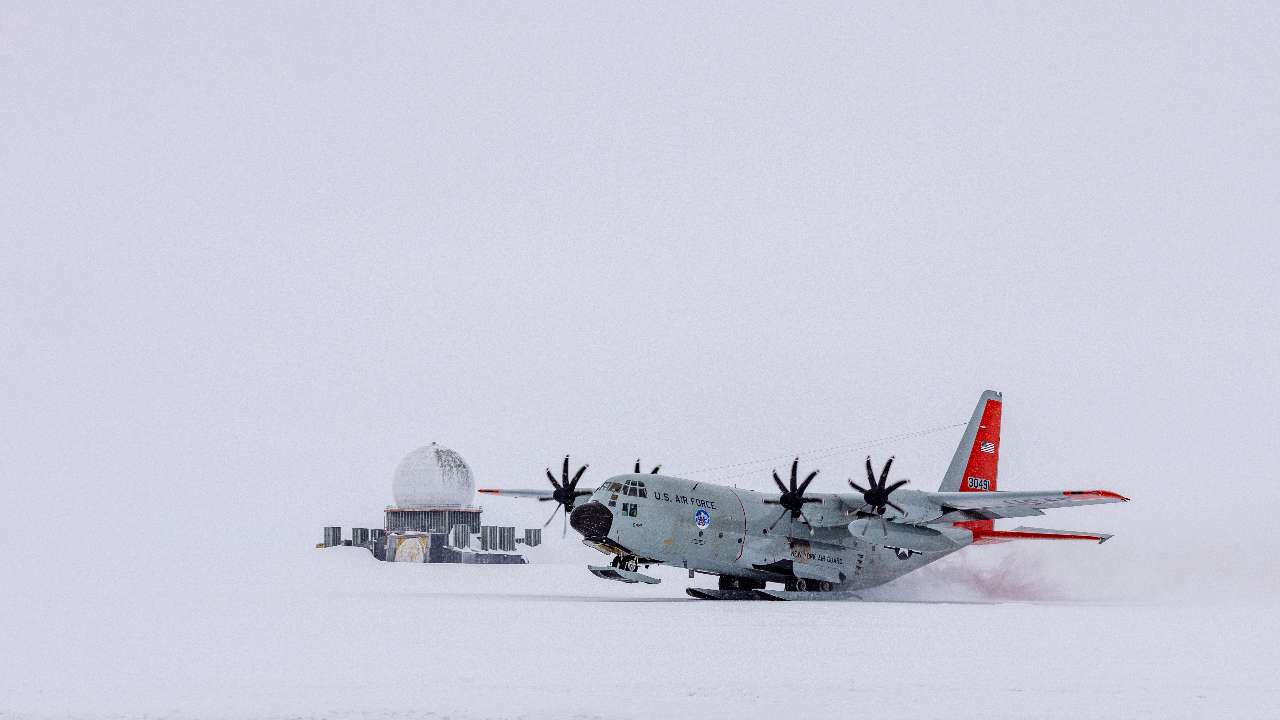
[710,515,744,561]
[663,524,691,555]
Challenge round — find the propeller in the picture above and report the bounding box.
[635,459,661,474]
[540,455,592,537]
[762,458,822,533]
[849,456,910,538]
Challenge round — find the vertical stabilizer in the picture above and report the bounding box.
[938,390,1002,492]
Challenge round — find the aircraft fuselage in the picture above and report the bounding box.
[575,473,971,591]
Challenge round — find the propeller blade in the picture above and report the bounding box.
[772,470,788,495]
[635,459,641,473]
[849,480,868,493]
[798,470,819,495]
[562,456,570,486]
[563,508,568,538]
[885,479,910,493]
[878,513,889,539]
[546,469,562,491]
[879,456,895,487]
[767,508,787,531]
[866,456,876,486]
[790,458,799,492]
[569,464,588,490]
[651,465,660,474]
[762,499,781,505]
[887,500,908,516]
[543,504,560,528]
[799,511,816,536]
[802,497,822,503]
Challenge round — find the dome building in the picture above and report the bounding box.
[384,443,483,535]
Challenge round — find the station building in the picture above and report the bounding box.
[384,443,483,535]
[373,443,525,564]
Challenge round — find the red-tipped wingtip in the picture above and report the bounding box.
[1063,490,1130,501]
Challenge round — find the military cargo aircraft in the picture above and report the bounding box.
[479,391,1128,600]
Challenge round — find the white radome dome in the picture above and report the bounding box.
[392,443,476,508]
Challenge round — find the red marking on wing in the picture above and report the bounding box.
[477,489,501,494]
[1063,490,1130,501]
[968,529,1106,544]
[957,519,1106,545]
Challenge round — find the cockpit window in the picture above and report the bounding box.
[620,478,648,498]
[618,479,646,498]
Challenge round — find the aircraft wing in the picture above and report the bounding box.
[922,490,1128,524]
[477,488,556,500]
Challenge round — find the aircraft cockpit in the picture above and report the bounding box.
[606,478,647,517]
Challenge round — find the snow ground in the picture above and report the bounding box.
[2,546,1277,720]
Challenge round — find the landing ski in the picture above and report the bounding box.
[753,589,860,601]
[588,565,661,584]
[684,588,759,600]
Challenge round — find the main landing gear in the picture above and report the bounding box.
[611,555,640,573]
[784,577,836,592]
[688,575,852,600]
[718,575,765,591]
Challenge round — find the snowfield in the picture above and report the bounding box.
[2,545,1276,720]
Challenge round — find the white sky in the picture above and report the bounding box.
[2,3,1277,591]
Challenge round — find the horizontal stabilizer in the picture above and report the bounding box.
[968,526,1114,545]
[1012,526,1114,543]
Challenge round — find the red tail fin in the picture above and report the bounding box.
[939,391,1002,492]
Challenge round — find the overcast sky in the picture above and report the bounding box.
[2,3,1277,589]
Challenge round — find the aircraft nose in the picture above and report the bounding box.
[569,501,613,540]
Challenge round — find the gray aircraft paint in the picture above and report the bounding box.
[489,392,1127,595]
[580,473,973,591]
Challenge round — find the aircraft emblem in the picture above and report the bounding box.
[695,509,710,529]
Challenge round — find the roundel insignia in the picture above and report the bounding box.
[695,509,710,529]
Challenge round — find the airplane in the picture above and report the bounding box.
[479,391,1128,600]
